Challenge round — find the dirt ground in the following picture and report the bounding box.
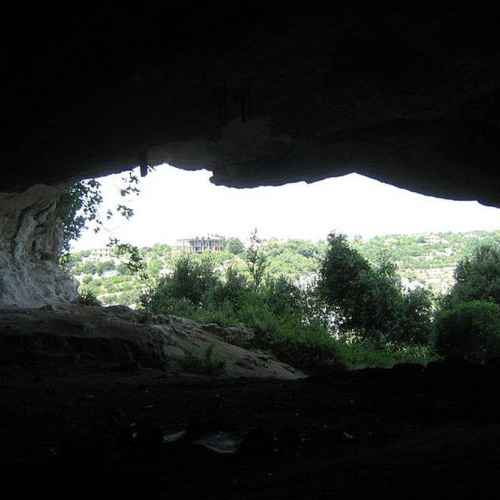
[1,360,500,498]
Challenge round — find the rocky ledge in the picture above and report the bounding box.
[0,304,304,380]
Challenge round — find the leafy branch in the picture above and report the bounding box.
[107,238,150,285]
[58,169,143,257]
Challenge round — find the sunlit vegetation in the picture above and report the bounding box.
[68,230,500,371]
[335,340,440,369]
[432,243,500,362]
[353,230,500,293]
[68,230,500,308]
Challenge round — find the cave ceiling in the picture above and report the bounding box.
[4,7,500,206]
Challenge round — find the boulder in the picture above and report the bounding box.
[201,322,256,347]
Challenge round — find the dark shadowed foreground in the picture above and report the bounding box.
[2,360,500,498]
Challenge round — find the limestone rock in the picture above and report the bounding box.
[0,185,78,308]
[201,322,256,348]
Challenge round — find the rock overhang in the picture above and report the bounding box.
[3,7,500,206]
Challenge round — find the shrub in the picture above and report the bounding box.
[397,287,434,344]
[225,237,245,255]
[141,256,341,372]
[336,338,439,369]
[263,276,305,317]
[77,287,101,306]
[204,267,249,309]
[141,255,218,312]
[317,233,372,335]
[433,300,500,362]
[318,233,433,344]
[443,243,500,307]
[262,320,342,372]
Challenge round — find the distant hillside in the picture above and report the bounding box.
[354,230,500,294]
[66,230,500,307]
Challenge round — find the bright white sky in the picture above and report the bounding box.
[73,164,500,251]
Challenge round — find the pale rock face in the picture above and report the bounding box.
[0,185,78,307]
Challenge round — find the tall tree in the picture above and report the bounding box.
[245,228,268,290]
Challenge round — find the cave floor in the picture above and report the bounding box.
[1,362,499,498]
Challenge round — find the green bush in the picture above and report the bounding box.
[262,320,342,372]
[204,267,249,310]
[141,255,217,312]
[444,243,500,307]
[77,287,101,306]
[141,255,341,372]
[318,233,433,344]
[397,287,434,344]
[225,237,245,255]
[433,300,500,362]
[336,338,440,369]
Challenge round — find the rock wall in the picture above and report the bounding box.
[0,185,78,307]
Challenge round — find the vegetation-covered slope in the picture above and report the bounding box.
[66,230,500,307]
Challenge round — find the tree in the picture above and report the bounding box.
[399,286,434,344]
[245,228,268,290]
[143,254,218,310]
[95,260,116,276]
[57,179,103,256]
[318,232,432,343]
[108,239,148,282]
[444,243,500,307]
[57,170,142,257]
[225,237,245,255]
[434,300,500,362]
[317,233,372,334]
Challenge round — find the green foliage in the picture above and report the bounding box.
[77,287,101,306]
[317,233,433,344]
[68,230,442,367]
[57,170,142,256]
[69,231,448,369]
[57,179,103,255]
[256,319,341,372]
[67,229,500,307]
[317,234,370,328]
[205,267,249,310]
[444,243,500,307]
[399,287,434,344]
[71,229,500,368]
[335,339,440,369]
[351,230,500,287]
[433,300,500,362]
[108,239,148,281]
[141,254,340,372]
[225,237,245,255]
[141,255,217,313]
[95,260,115,275]
[68,230,500,369]
[432,243,500,362]
[246,228,268,290]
